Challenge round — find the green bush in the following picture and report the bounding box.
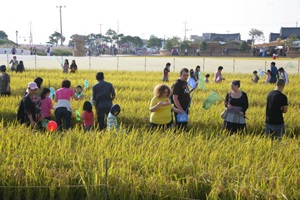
[52,49,73,56]
[0,39,15,45]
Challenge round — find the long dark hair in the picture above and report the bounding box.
[83,101,92,112]
[34,77,43,89]
[41,88,50,99]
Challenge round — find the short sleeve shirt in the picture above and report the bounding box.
[172,79,191,111]
[266,90,288,125]
[55,88,75,101]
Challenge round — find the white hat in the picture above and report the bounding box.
[28,82,38,90]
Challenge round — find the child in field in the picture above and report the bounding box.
[162,62,171,82]
[81,101,94,132]
[252,70,259,83]
[107,104,121,131]
[205,74,210,83]
[265,70,272,84]
[40,88,53,120]
[75,85,84,98]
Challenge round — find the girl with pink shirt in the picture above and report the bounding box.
[40,88,53,120]
[54,79,81,131]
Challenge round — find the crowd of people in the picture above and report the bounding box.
[0,59,290,139]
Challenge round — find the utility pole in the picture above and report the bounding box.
[117,21,119,34]
[184,21,191,41]
[15,31,18,46]
[98,24,103,35]
[29,20,33,44]
[56,5,66,46]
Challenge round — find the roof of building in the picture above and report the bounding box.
[202,33,241,42]
[280,27,300,38]
[269,33,280,42]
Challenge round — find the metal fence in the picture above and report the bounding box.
[0,54,299,74]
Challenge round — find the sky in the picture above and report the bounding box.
[1,0,299,45]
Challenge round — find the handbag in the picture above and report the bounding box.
[177,113,188,122]
[220,108,228,119]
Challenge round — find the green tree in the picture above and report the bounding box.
[147,35,162,50]
[105,29,117,46]
[199,41,207,51]
[0,31,8,39]
[284,34,298,47]
[117,35,144,52]
[179,40,191,51]
[249,28,264,44]
[48,31,65,46]
[240,41,250,51]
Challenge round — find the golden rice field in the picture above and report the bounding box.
[0,69,300,199]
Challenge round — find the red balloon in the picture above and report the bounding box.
[47,120,58,131]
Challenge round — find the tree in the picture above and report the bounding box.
[199,41,207,51]
[48,31,65,46]
[240,41,250,51]
[249,28,264,44]
[0,31,8,40]
[163,36,181,50]
[105,29,117,46]
[146,35,162,50]
[117,35,144,52]
[284,33,298,47]
[179,40,191,51]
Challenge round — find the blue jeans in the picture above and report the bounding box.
[97,108,110,130]
[55,107,72,131]
[265,123,285,139]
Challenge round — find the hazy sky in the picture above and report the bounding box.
[1,0,299,45]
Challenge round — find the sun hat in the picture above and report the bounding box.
[28,82,39,90]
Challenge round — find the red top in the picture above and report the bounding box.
[83,111,94,126]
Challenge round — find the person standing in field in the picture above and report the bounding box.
[194,65,200,81]
[40,88,53,120]
[69,60,78,73]
[92,72,116,130]
[149,84,182,131]
[222,80,248,134]
[0,65,11,96]
[269,62,279,83]
[9,56,18,71]
[16,60,25,73]
[81,101,94,132]
[214,66,225,83]
[252,70,259,83]
[54,79,82,131]
[63,59,69,73]
[162,62,171,82]
[265,79,288,139]
[172,68,193,131]
[107,104,121,131]
[278,67,289,84]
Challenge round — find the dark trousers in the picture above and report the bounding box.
[55,107,72,131]
[150,120,173,131]
[97,108,110,130]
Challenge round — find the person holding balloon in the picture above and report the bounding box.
[54,79,82,131]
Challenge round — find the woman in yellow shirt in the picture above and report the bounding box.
[149,84,182,130]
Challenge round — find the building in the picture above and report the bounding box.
[269,27,300,42]
[202,33,241,42]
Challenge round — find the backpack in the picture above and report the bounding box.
[16,98,25,124]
